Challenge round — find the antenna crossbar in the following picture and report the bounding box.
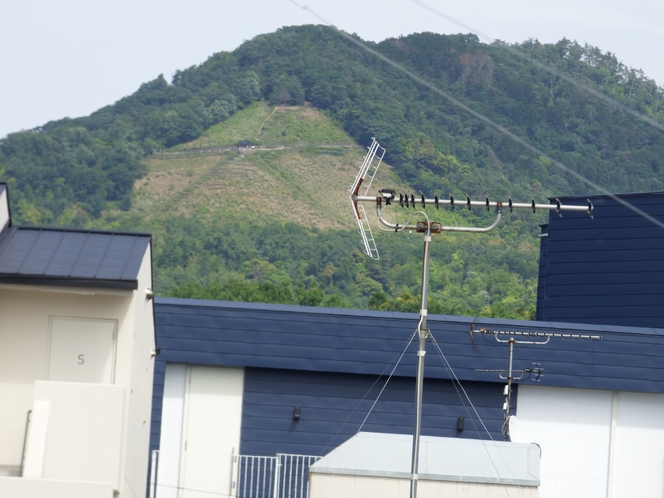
[477,328,602,341]
[356,194,594,216]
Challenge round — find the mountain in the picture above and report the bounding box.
[1,25,663,318]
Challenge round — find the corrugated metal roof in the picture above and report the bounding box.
[0,226,151,289]
[537,192,664,327]
[154,298,664,392]
[150,299,664,458]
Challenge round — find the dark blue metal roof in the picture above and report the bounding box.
[155,298,664,393]
[151,298,664,457]
[0,226,151,289]
[537,192,664,327]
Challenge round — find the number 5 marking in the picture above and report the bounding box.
[78,354,85,365]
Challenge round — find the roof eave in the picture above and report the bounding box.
[0,275,138,290]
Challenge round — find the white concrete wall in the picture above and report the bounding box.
[0,187,10,230]
[514,385,664,498]
[23,381,124,488]
[0,244,156,498]
[309,474,538,498]
[0,476,113,498]
[155,364,187,498]
[0,284,132,467]
[122,247,157,498]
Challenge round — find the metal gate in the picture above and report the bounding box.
[149,451,320,498]
[235,454,321,498]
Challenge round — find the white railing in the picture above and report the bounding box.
[272,454,321,498]
[150,451,321,498]
[236,455,277,498]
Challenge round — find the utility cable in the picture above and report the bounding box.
[288,0,664,231]
[429,330,518,497]
[318,326,418,456]
[316,327,417,498]
[356,327,418,432]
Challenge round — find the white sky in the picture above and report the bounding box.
[1,0,662,139]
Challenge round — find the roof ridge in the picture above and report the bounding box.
[13,224,151,237]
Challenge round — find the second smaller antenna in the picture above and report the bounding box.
[474,326,601,441]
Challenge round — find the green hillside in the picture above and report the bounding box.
[95,102,552,318]
[124,102,405,229]
[2,25,663,317]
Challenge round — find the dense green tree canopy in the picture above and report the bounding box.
[1,25,663,318]
[3,25,663,222]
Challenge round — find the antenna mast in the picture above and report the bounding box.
[475,327,601,441]
[348,139,594,498]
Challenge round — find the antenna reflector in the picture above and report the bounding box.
[355,204,380,260]
[349,138,386,196]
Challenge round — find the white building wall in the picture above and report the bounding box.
[156,365,244,498]
[122,247,157,498]
[610,392,664,497]
[0,245,156,498]
[156,364,187,498]
[309,474,538,498]
[0,188,10,230]
[0,476,113,498]
[24,381,124,487]
[0,284,132,467]
[514,385,664,498]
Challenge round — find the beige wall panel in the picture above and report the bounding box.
[309,473,537,498]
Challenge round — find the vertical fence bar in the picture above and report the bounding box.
[236,454,320,498]
[149,450,159,498]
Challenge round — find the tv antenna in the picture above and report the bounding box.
[348,138,594,498]
[474,326,601,442]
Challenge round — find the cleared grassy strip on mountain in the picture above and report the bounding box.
[171,102,273,150]
[125,103,409,227]
[130,144,406,228]
[256,106,355,144]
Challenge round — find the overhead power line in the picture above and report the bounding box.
[409,0,664,134]
[289,0,664,231]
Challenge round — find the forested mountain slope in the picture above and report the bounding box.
[1,25,663,318]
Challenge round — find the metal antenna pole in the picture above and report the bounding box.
[410,226,431,498]
[347,139,595,498]
[504,338,515,441]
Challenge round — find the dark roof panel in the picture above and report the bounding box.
[46,231,89,276]
[97,236,139,279]
[73,233,112,278]
[0,229,38,273]
[0,226,151,289]
[19,231,66,275]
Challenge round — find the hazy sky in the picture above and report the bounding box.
[1,0,662,139]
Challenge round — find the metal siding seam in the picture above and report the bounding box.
[119,235,141,281]
[41,231,66,275]
[67,231,91,277]
[92,232,115,279]
[16,228,41,275]
[0,227,19,272]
